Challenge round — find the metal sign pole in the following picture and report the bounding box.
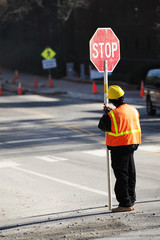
[104,60,112,211]
[48,68,51,78]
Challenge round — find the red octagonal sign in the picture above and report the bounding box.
[89,28,120,72]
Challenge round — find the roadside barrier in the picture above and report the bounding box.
[34,76,38,88]
[12,75,16,83]
[15,70,19,79]
[140,80,144,98]
[18,81,22,95]
[49,75,54,87]
[92,81,98,93]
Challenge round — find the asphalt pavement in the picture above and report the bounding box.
[0,70,159,240]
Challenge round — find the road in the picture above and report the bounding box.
[0,86,159,239]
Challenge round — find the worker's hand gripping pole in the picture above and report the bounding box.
[104,60,112,211]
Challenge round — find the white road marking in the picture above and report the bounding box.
[0,133,99,145]
[36,156,68,162]
[0,162,20,168]
[3,137,62,144]
[138,145,160,153]
[12,166,109,197]
[83,149,106,157]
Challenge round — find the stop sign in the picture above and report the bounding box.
[89,28,120,72]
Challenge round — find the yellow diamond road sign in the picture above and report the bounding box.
[41,48,56,60]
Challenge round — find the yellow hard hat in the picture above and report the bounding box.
[108,85,124,99]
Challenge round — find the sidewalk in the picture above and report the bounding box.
[0,69,143,105]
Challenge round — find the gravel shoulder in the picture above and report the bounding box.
[1,201,160,240]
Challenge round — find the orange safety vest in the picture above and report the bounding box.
[106,104,141,147]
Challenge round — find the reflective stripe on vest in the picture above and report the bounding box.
[107,110,141,137]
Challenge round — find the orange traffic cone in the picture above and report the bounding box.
[15,70,19,79]
[34,76,38,88]
[75,72,79,78]
[18,81,22,95]
[92,81,98,94]
[0,81,2,96]
[12,75,16,83]
[49,75,54,87]
[140,80,144,98]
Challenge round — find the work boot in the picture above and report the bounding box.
[111,206,135,212]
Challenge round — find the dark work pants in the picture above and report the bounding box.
[110,150,136,207]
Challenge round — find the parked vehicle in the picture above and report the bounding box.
[144,69,160,115]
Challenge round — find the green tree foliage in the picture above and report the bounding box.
[0,0,92,28]
[57,0,91,21]
[0,0,43,27]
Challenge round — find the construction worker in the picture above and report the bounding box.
[98,85,141,212]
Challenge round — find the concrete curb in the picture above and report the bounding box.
[63,77,139,90]
[1,81,66,96]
